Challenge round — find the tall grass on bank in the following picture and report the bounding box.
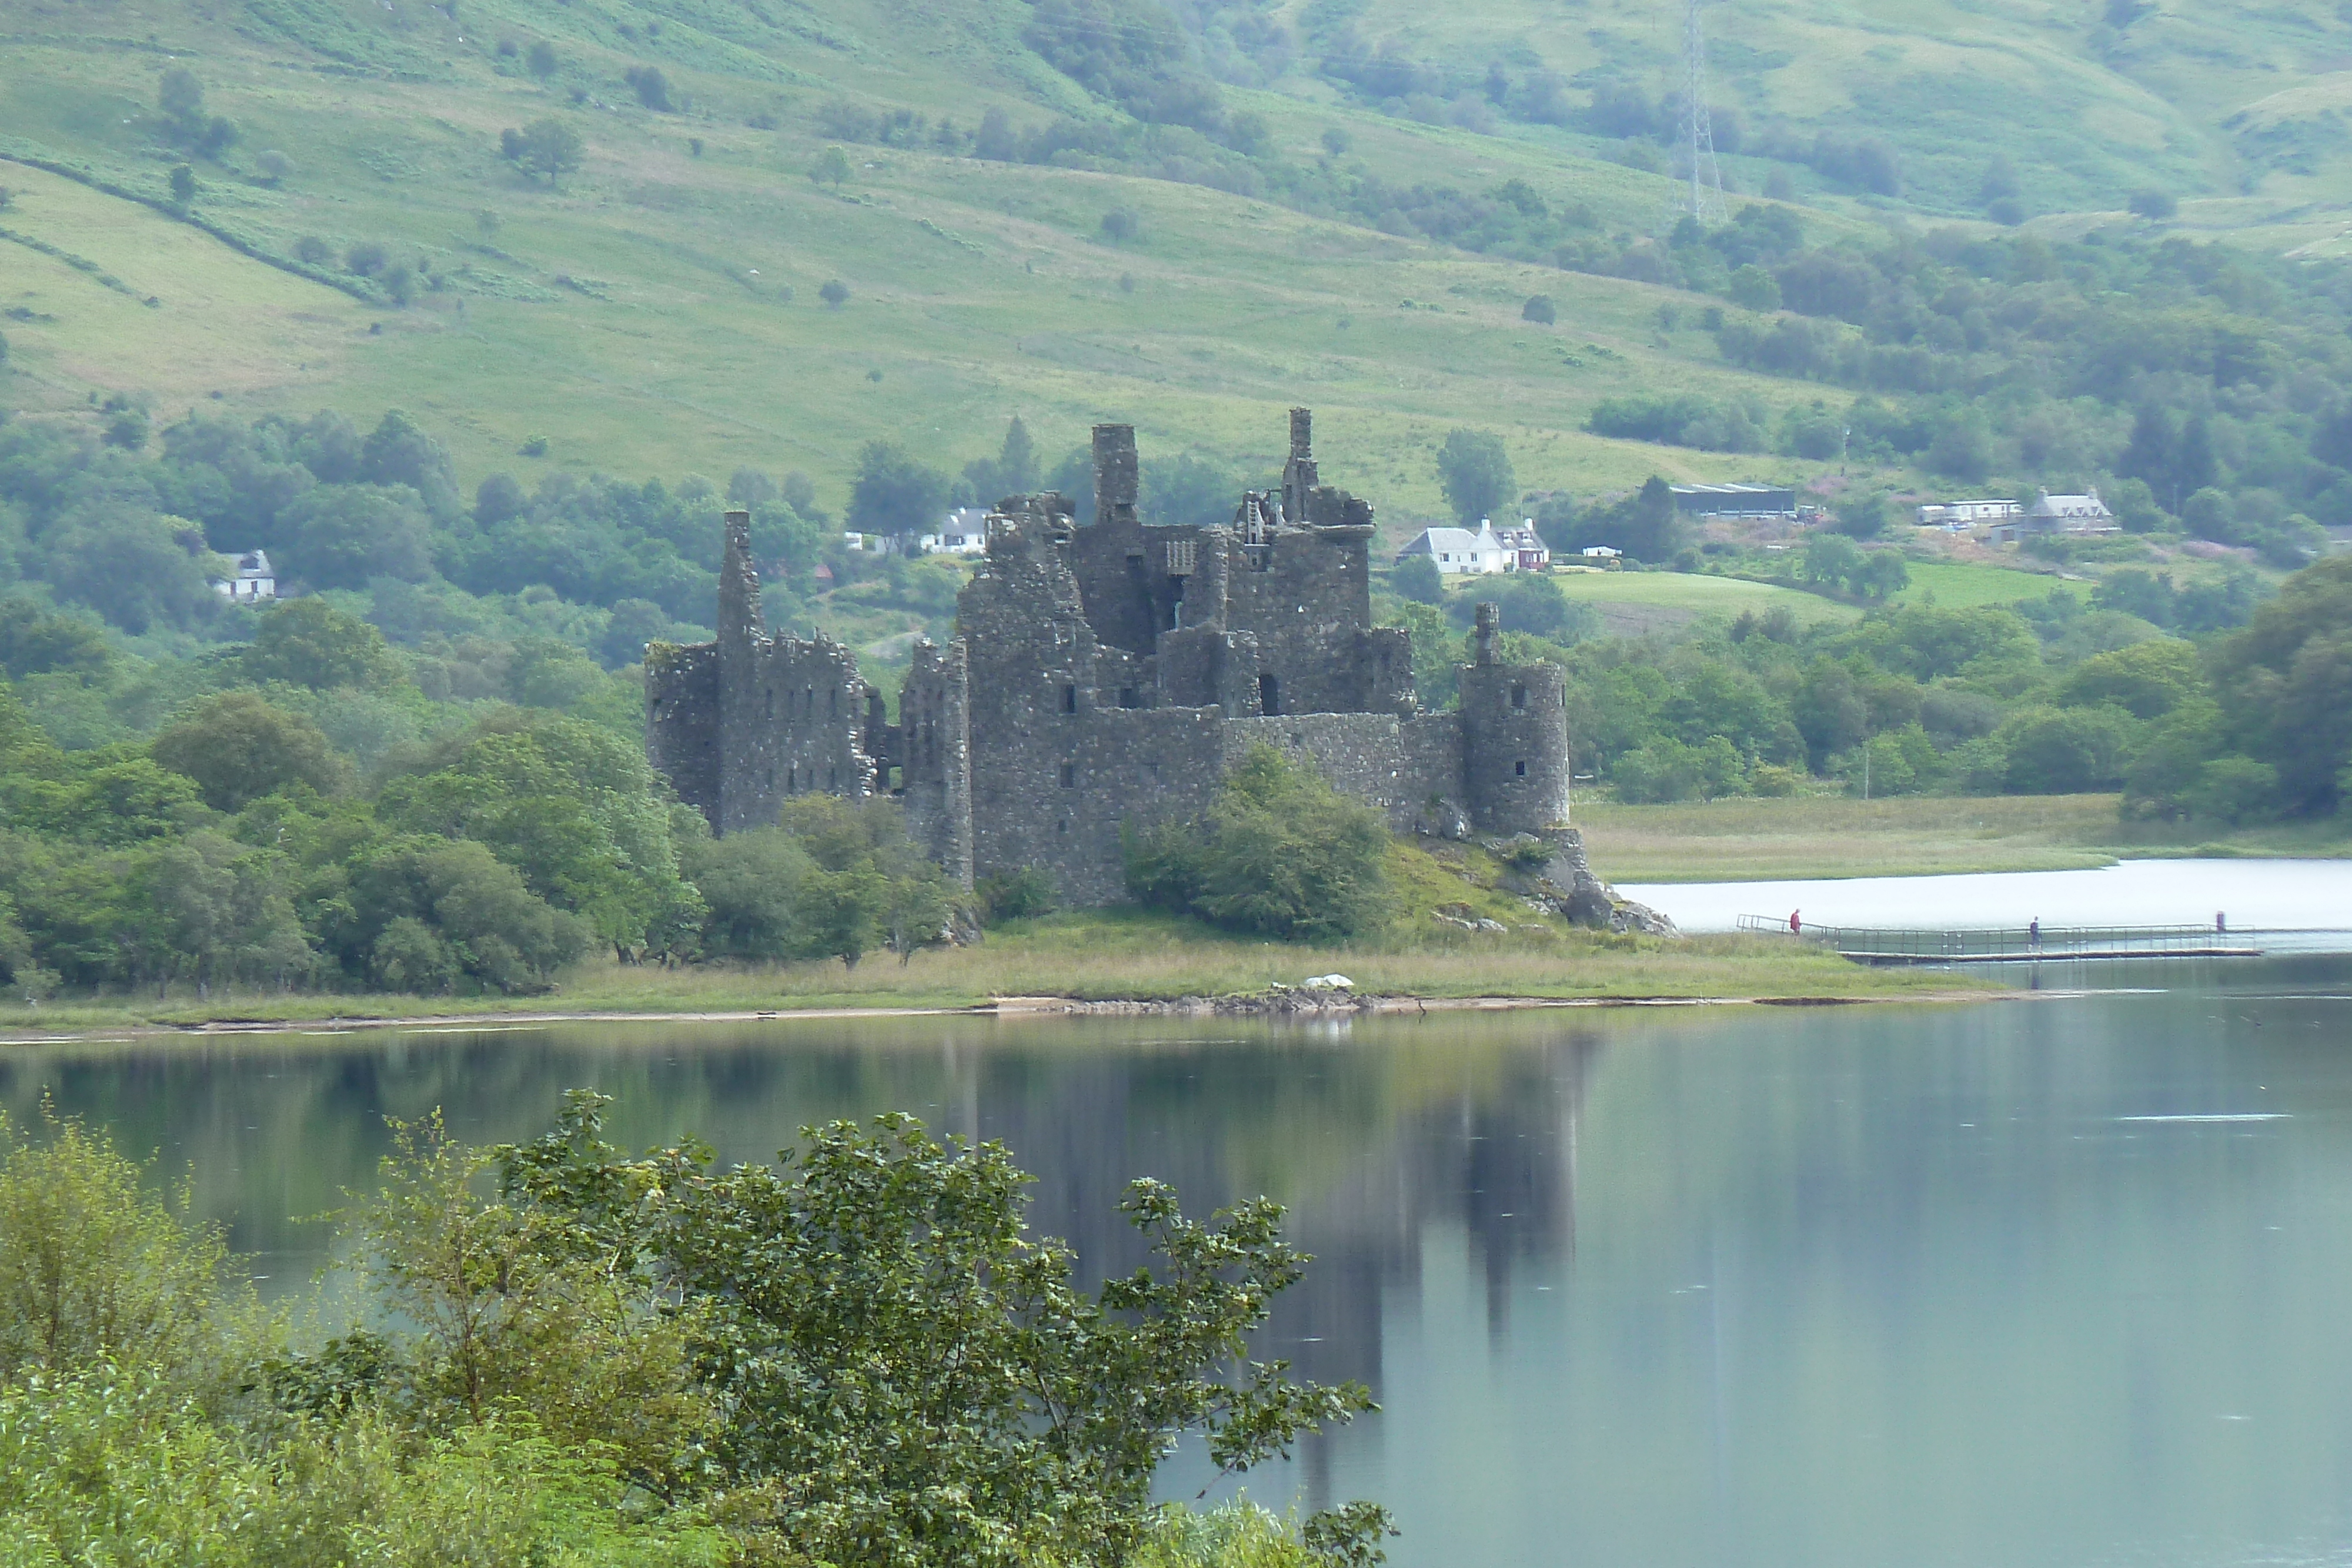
[0,913,1976,1035]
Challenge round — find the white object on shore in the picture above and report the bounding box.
[1301,974,1355,991]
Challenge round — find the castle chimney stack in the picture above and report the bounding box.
[1474,601,1499,665]
[719,509,764,646]
[1281,407,1319,524]
[1092,424,1138,530]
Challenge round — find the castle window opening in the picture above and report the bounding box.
[1512,684,1526,710]
[1060,763,1075,788]
[1119,686,1138,708]
[1515,760,1526,777]
[1259,674,1280,716]
[827,766,838,790]
[1063,684,1077,714]
[787,765,797,791]
[765,688,774,717]
[828,688,838,717]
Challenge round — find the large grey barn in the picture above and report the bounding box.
[645,411,1573,905]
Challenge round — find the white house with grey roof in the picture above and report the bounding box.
[1397,521,1512,574]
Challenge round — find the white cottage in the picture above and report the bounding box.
[210,549,277,601]
[1397,521,1511,574]
[917,507,990,556]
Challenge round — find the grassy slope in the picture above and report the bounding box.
[2,0,2342,539]
[0,0,1835,538]
[1541,567,1860,638]
[1321,0,2352,230]
[1469,559,2068,643]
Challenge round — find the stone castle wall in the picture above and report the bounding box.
[644,641,720,822]
[646,413,1575,908]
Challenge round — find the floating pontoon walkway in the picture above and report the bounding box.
[1735,916,2266,964]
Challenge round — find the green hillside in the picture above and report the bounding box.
[5,0,2350,529]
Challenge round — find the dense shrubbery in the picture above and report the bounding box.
[1379,551,2343,815]
[0,1098,1385,1566]
[1127,745,1392,940]
[1586,393,1768,453]
[0,591,976,1001]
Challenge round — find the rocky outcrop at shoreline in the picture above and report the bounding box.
[1516,828,1680,937]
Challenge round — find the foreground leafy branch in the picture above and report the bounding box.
[489,1093,1388,1565]
[0,1095,1390,1566]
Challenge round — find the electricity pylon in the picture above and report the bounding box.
[1679,0,1727,224]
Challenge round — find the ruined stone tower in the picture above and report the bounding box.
[645,412,1572,903]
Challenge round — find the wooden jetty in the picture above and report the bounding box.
[1735,916,2266,965]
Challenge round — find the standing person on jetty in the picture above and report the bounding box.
[2029,917,2041,951]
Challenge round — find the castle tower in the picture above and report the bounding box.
[714,509,767,833]
[1458,601,1571,833]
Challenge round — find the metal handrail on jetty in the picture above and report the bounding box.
[1736,915,2265,964]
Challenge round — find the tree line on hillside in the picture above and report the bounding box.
[1556,218,2352,566]
[0,1096,1389,1564]
[4,372,2345,1004]
[1377,553,2341,818]
[0,402,1260,661]
[0,597,964,1002]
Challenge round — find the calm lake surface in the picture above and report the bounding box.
[1623,856,2352,935]
[9,961,2352,1567]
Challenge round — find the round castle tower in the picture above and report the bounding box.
[1458,602,1571,833]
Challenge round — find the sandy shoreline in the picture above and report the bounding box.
[0,987,2011,1045]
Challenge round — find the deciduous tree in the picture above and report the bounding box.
[1435,427,1514,526]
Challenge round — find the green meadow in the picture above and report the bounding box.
[5,0,2346,537]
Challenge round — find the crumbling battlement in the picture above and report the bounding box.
[646,410,1572,905]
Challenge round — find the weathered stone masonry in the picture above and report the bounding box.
[646,411,1573,906]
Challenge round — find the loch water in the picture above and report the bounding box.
[8,958,2352,1567]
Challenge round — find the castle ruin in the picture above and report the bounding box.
[646,410,1572,905]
